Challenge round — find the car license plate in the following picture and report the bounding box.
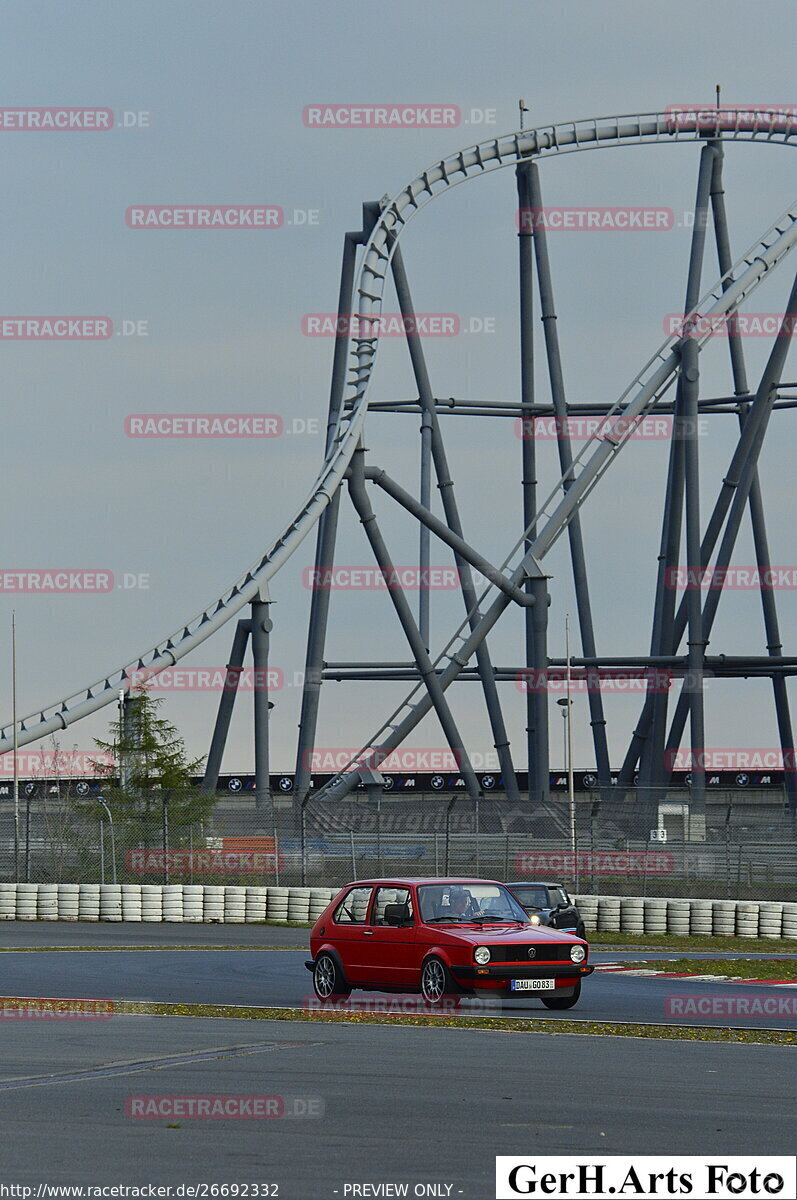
[510,978,555,992]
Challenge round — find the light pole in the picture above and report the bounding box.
[98,796,116,884]
[556,613,577,892]
[12,612,19,883]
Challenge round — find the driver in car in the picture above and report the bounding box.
[443,885,486,920]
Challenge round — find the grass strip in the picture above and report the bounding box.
[106,999,797,1045]
[588,931,797,953]
[610,958,797,981]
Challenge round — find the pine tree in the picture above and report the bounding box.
[87,693,214,845]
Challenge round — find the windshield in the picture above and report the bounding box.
[417,883,530,924]
[511,885,549,909]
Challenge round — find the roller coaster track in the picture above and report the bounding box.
[3,109,796,767]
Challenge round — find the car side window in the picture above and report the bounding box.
[372,887,413,925]
[548,887,567,907]
[333,886,373,924]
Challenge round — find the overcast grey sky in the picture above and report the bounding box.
[1,0,796,775]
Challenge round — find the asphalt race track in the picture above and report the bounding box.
[0,924,795,1192]
[0,1016,794,1188]
[1,924,795,1030]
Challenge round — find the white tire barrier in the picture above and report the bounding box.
[712,900,737,936]
[1,884,796,934]
[15,883,38,920]
[245,887,268,922]
[78,883,100,921]
[37,883,59,921]
[782,902,797,939]
[182,885,204,923]
[309,888,335,921]
[667,899,691,936]
[162,885,184,922]
[689,899,714,936]
[266,886,290,922]
[758,903,783,939]
[202,885,225,922]
[643,897,668,935]
[224,886,246,923]
[121,884,143,923]
[574,896,598,932]
[99,884,123,922]
[57,884,80,921]
[287,887,311,923]
[736,902,760,938]
[620,896,645,933]
[141,884,164,922]
[0,882,17,920]
[597,895,621,932]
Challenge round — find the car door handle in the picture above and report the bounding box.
[363,929,374,936]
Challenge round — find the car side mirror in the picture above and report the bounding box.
[383,904,411,926]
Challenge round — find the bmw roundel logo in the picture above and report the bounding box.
[527,947,536,959]
[481,775,496,790]
[228,777,242,792]
[382,775,394,790]
[583,773,597,789]
[278,777,293,792]
[75,781,90,796]
[736,773,750,787]
[430,775,444,790]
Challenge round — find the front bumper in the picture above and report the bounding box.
[451,963,594,984]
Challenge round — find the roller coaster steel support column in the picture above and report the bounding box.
[201,619,250,792]
[419,402,432,650]
[709,145,797,812]
[526,160,611,802]
[294,218,371,819]
[348,446,482,801]
[251,590,273,815]
[663,273,797,775]
[389,241,520,805]
[639,144,716,811]
[517,163,539,807]
[681,144,718,820]
[529,572,550,807]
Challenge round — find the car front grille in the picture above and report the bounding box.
[488,944,576,964]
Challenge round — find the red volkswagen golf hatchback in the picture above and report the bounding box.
[306,877,593,1009]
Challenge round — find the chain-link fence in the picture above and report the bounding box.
[2,785,796,900]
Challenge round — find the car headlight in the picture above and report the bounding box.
[474,946,491,965]
[570,945,586,963]
[529,913,541,925]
